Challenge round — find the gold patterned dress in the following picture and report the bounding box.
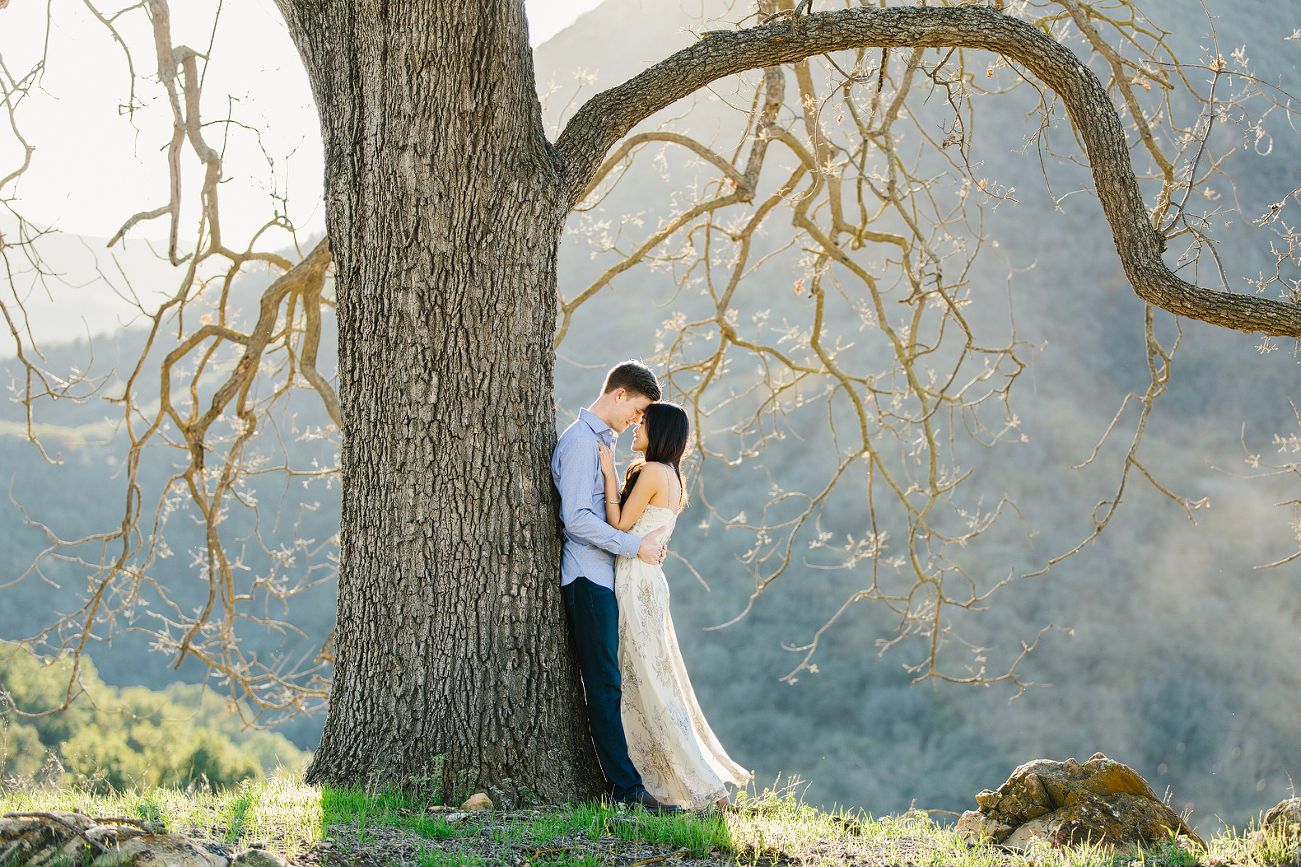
[615,504,752,809]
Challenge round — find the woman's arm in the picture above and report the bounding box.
[603,459,663,532]
[597,442,622,526]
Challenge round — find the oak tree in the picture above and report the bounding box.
[2,0,1297,802]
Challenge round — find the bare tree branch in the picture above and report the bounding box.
[556,5,1301,336]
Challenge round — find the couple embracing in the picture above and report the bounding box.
[551,360,752,812]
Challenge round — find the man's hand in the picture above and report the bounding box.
[637,525,667,566]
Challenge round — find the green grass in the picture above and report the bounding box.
[320,785,731,853]
[416,848,486,867]
[3,780,1297,866]
[0,776,324,858]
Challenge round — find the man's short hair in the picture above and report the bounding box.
[603,360,661,401]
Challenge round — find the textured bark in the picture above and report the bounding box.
[274,0,602,800]
[270,0,1299,801]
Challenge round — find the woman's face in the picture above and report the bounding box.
[631,419,649,453]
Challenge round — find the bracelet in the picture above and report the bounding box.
[606,501,619,505]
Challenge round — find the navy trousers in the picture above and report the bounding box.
[563,576,645,801]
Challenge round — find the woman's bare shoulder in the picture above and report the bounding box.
[632,463,665,490]
[647,462,681,504]
[643,461,675,480]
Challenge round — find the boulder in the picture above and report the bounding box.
[1252,798,1301,857]
[1003,817,1054,849]
[954,810,1013,843]
[2,813,230,866]
[86,821,148,848]
[460,793,493,811]
[1,811,98,866]
[1261,798,1301,836]
[231,849,292,867]
[90,834,230,866]
[955,753,1205,851]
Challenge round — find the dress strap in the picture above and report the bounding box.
[659,463,681,513]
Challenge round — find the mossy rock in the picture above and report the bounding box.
[958,753,1204,851]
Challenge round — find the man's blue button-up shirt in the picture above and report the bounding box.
[551,408,642,589]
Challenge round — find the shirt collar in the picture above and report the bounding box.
[579,407,614,441]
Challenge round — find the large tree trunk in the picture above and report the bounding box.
[275,0,604,801]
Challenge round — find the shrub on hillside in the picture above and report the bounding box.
[0,648,310,792]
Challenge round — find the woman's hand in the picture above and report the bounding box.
[597,441,615,479]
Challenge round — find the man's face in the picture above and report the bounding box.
[610,390,653,434]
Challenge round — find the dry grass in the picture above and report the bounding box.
[2,780,1297,867]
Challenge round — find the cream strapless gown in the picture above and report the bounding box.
[615,504,752,809]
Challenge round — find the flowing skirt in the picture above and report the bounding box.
[616,542,751,809]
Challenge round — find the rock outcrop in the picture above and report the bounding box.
[1253,798,1301,860]
[1260,799,1301,836]
[954,753,1205,851]
[0,811,281,866]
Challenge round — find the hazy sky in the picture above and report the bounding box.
[0,0,603,242]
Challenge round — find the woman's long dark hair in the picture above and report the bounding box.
[620,402,690,509]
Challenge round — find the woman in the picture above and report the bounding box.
[597,402,752,810]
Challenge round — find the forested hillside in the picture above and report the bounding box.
[2,0,1299,834]
[0,652,309,790]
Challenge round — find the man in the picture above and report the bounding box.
[552,359,678,812]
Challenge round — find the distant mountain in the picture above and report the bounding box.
[0,233,179,358]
